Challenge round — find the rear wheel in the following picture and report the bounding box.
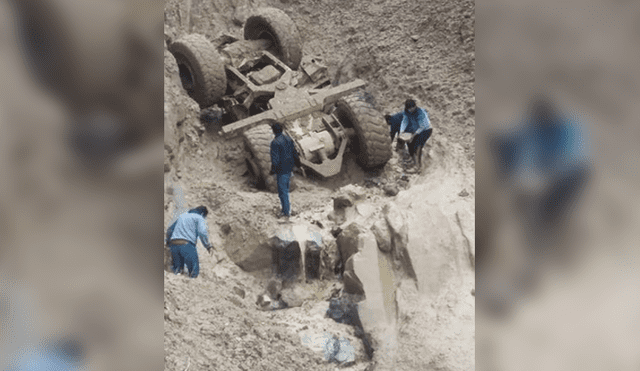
[244,124,277,193]
[244,7,302,70]
[335,90,392,168]
[169,34,227,107]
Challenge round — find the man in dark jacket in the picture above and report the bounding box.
[165,206,213,278]
[385,112,405,152]
[269,123,300,218]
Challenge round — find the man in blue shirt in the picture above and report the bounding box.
[391,99,433,171]
[490,97,591,234]
[269,122,300,218]
[165,206,213,278]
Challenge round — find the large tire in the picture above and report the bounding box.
[244,124,277,193]
[244,8,302,70]
[169,34,227,107]
[335,90,392,169]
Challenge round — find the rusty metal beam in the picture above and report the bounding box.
[220,79,366,136]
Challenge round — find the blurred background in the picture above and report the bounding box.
[476,0,640,370]
[0,0,164,369]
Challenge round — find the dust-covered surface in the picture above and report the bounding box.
[0,0,164,370]
[164,0,474,370]
[475,0,640,370]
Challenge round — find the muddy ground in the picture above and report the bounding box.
[164,0,475,370]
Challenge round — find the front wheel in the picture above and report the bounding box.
[169,34,227,107]
[334,90,392,168]
[244,124,277,193]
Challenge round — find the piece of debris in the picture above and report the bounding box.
[383,184,399,196]
[458,188,469,197]
[233,286,246,299]
[324,335,356,365]
[411,35,420,42]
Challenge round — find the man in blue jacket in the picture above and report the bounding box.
[165,206,213,278]
[269,123,300,218]
[490,97,591,235]
[389,99,433,171]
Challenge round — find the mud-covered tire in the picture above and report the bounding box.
[244,7,302,70]
[168,34,227,107]
[335,90,392,169]
[244,124,277,193]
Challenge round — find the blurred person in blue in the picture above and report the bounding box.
[490,97,591,244]
[7,337,84,371]
[387,99,433,171]
[165,206,214,278]
[269,122,300,218]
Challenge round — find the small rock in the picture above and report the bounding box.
[458,189,469,197]
[333,196,353,209]
[256,294,271,308]
[280,286,306,308]
[233,286,246,299]
[228,296,244,308]
[383,184,399,196]
[411,35,419,42]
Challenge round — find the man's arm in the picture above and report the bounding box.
[196,217,212,251]
[387,112,403,140]
[413,109,430,136]
[270,140,280,174]
[399,114,408,133]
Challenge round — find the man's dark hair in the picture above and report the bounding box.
[531,96,557,125]
[405,99,417,111]
[271,122,283,135]
[190,206,208,217]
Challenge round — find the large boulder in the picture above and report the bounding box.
[327,185,367,224]
[370,219,392,253]
[221,221,276,272]
[318,230,341,280]
[342,255,364,296]
[336,222,367,264]
[383,203,416,281]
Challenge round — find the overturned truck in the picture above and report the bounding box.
[168,7,392,191]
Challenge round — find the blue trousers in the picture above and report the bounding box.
[276,173,291,216]
[169,242,199,278]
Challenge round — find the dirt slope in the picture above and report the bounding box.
[164,0,475,369]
